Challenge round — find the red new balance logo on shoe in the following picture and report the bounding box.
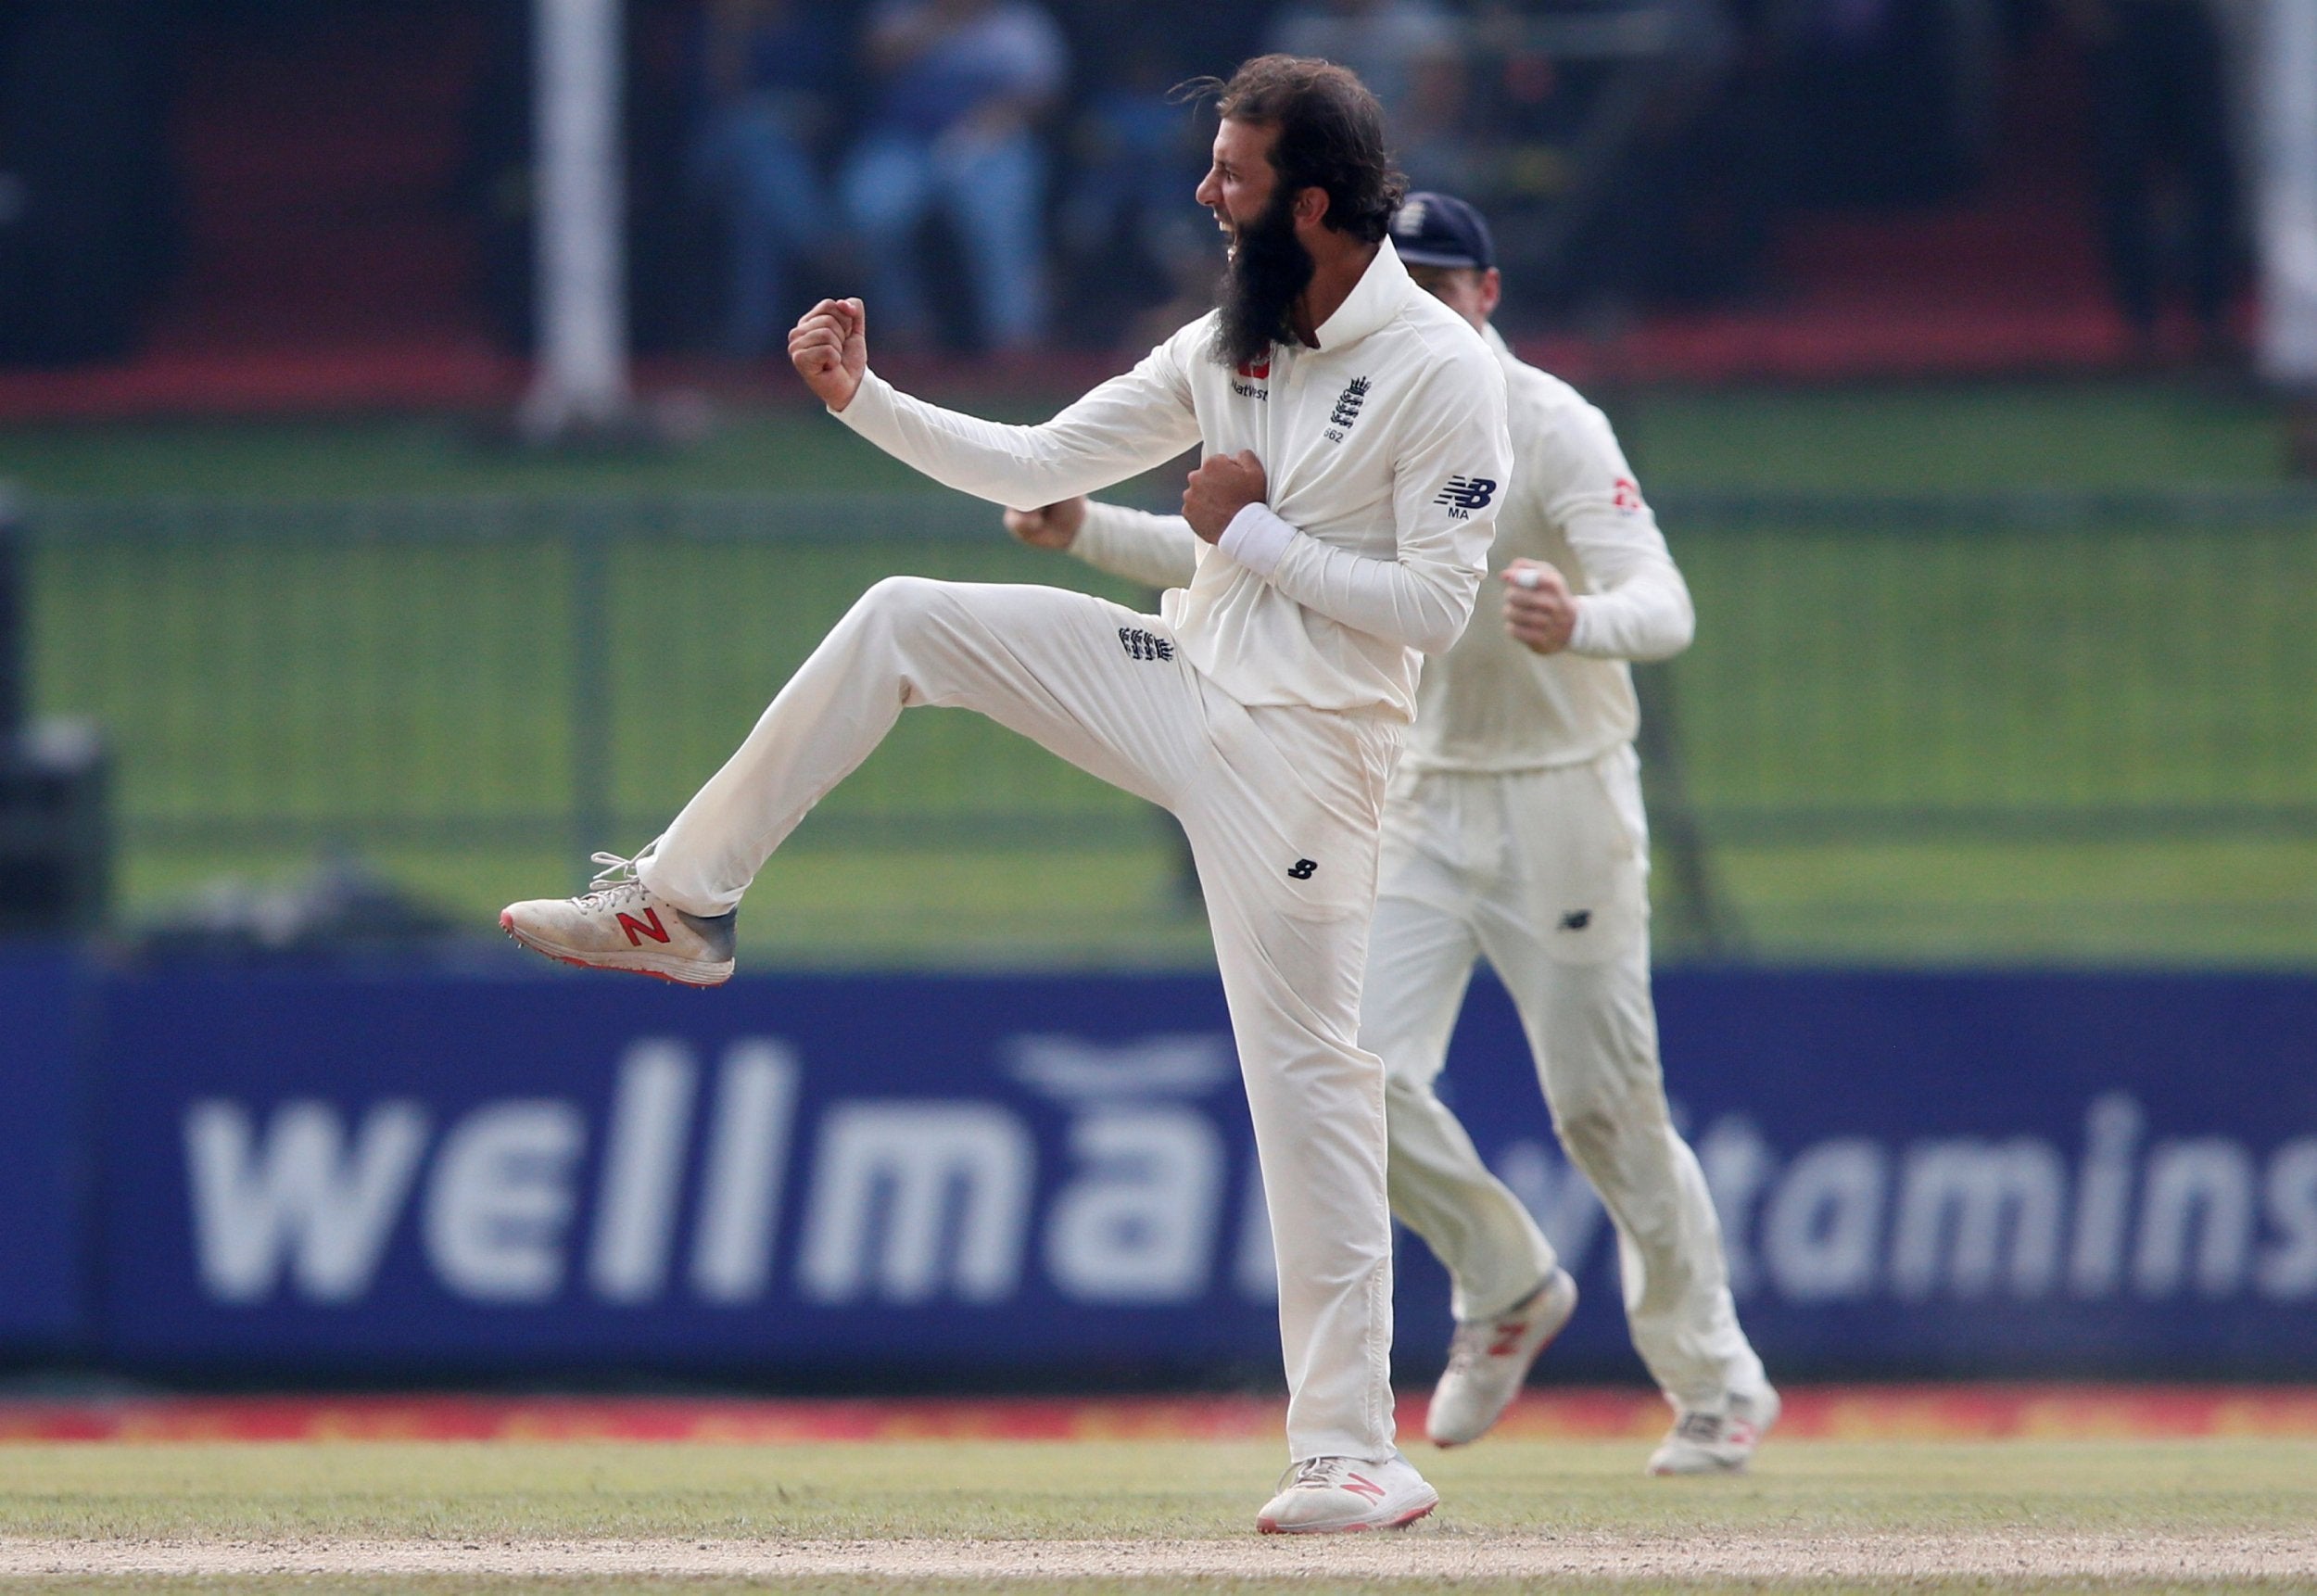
[617,908,671,946]
[1341,1474,1386,1503]
[1487,1319,1531,1357]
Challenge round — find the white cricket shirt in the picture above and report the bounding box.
[830,238,1512,721]
[1070,322,1691,769]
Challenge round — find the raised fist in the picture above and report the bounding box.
[1183,450,1267,543]
[1004,498,1088,551]
[787,298,867,411]
[1502,559,1579,655]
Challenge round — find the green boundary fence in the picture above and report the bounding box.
[23,488,2317,963]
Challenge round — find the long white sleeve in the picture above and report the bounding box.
[1217,358,1507,656]
[1564,501,1693,662]
[1537,403,1693,663]
[824,246,1510,721]
[833,332,1205,509]
[1404,333,1688,772]
[1070,502,1201,589]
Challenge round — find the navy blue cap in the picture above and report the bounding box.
[1390,191,1496,272]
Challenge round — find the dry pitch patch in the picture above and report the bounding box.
[0,1438,2311,1592]
[4,1530,2317,1583]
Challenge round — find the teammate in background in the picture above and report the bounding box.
[500,61,1511,1532]
[1006,192,1776,1475]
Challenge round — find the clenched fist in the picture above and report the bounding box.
[1502,558,1579,654]
[1183,450,1267,543]
[1004,497,1088,551]
[788,298,867,411]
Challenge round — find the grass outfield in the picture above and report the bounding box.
[0,1437,2312,1592]
[37,499,2317,967]
[8,378,2314,967]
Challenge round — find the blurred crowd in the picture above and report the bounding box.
[0,0,2267,367]
[608,0,1805,357]
[483,0,2266,363]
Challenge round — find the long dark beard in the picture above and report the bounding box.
[1209,192,1313,370]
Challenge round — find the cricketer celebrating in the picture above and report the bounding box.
[500,61,1511,1533]
[1006,193,1777,1476]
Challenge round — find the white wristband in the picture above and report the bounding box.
[1219,502,1296,576]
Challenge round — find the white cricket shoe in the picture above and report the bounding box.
[1647,1385,1780,1476]
[1425,1268,1579,1448]
[1256,1453,1438,1535]
[500,852,737,986]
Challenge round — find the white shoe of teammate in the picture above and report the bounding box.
[1255,1453,1439,1534]
[1425,1268,1579,1447]
[1647,1384,1780,1475]
[500,852,737,987]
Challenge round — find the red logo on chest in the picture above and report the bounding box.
[1236,356,1271,379]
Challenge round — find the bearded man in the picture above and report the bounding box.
[500,56,1512,1534]
[1009,191,1779,1477]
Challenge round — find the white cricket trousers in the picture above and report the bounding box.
[639,576,1404,1463]
[1361,750,1765,1411]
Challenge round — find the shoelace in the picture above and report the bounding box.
[1275,1456,1361,1492]
[578,851,646,910]
[1674,1411,1726,1442]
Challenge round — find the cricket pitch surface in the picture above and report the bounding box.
[5,1530,2317,1583]
[0,1389,2309,1592]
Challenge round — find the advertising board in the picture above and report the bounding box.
[84,968,2317,1379]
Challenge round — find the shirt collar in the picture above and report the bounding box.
[1310,236,1413,352]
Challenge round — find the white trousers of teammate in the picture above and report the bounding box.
[639,576,1403,1463]
[1361,748,1765,1411]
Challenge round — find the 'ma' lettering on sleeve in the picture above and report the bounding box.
[1432,475,1500,517]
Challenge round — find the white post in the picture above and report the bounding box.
[519,0,631,438]
[2254,0,2317,389]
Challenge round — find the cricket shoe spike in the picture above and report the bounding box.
[500,851,737,986]
[1426,1267,1579,1447]
[1256,1453,1438,1534]
[1647,1384,1780,1476]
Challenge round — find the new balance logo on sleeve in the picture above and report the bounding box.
[1433,475,1498,516]
[1118,627,1174,662]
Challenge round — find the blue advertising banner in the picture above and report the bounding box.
[89,967,2317,1380]
[97,970,1281,1376]
[1551,972,2317,1379]
[0,953,86,1346]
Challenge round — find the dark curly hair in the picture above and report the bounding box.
[1180,56,1407,245]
